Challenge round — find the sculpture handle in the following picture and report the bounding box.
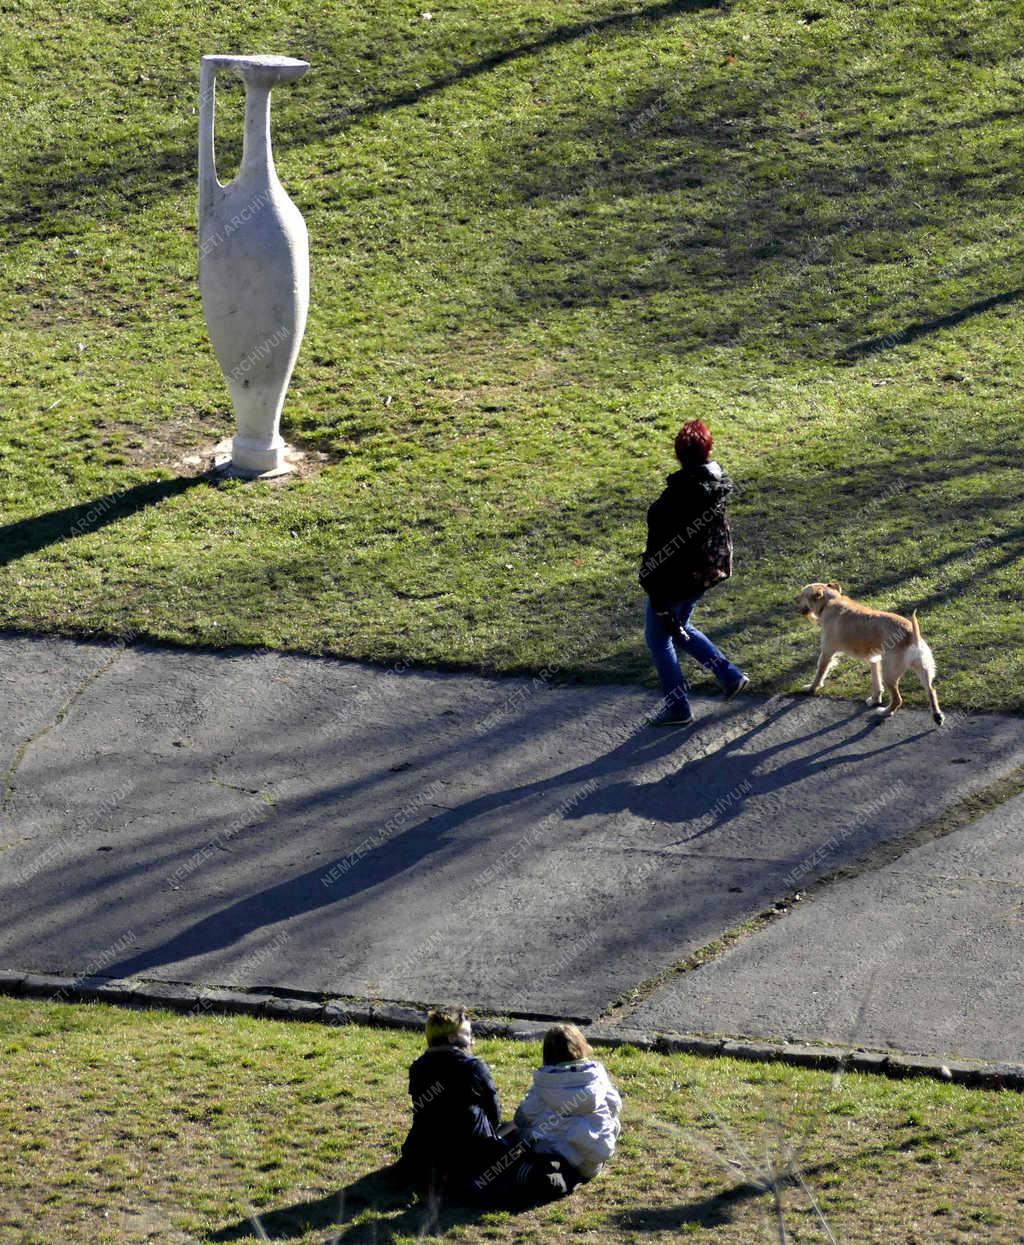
[198,56,225,216]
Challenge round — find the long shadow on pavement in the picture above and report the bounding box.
[5,632,1003,1019]
[563,699,932,843]
[96,693,921,987]
[100,709,692,980]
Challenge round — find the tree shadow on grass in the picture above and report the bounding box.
[837,286,1024,359]
[206,1165,504,1242]
[304,0,720,126]
[0,474,210,568]
[467,46,1024,362]
[612,1117,992,1238]
[5,0,720,242]
[611,1180,765,1232]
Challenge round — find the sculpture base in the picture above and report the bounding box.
[229,434,288,475]
[213,438,296,480]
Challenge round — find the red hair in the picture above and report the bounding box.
[674,420,713,465]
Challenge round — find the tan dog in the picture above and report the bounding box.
[795,582,944,725]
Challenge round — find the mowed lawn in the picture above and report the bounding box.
[1,998,1022,1244]
[2,0,1024,709]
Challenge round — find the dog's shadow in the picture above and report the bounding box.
[204,1167,486,1242]
[564,695,934,845]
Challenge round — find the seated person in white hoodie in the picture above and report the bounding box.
[513,1023,622,1190]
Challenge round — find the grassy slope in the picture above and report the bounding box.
[1,998,1023,1244]
[1,0,1023,709]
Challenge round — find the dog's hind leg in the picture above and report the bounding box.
[866,657,884,706]
[877,675,904,718]
[876,647,911,718]
[913,657,944,726]
[805,648,838,694]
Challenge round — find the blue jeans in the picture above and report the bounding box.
[645,597,743,708]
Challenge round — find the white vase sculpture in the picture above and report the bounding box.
[198,54,310,476]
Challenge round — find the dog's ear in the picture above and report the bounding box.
[812,587,824,599]
[826,582,842,593]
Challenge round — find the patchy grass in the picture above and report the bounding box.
[1,998,1023,1244]
[1,0,1023,709]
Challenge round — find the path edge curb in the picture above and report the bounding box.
[2,971,1022,1091]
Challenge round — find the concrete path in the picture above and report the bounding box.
[626,793,1024,1064]
[1,632,1022,1061]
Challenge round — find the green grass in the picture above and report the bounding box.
[1,998,1023,1243]
[2,0,1024,709]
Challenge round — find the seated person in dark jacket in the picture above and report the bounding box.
[401,1006,504,1183]
[401,1006,567,1204]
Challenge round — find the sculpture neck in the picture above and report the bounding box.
[241,81,277,184]
[198,58,219,213]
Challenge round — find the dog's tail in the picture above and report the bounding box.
[910,610,943,724]
[908,610,936,677]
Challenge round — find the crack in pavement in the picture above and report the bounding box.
[209,775,279,805]
[0,644,127,824]
[885,869,1024,888]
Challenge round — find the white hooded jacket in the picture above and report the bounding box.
[513,1059,622,1180]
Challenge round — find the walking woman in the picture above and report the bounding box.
[639,420,748,725]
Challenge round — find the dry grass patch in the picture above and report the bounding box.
[1,998,1022,1243]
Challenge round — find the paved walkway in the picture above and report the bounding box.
[627,792,1024,1064]
[1,633,1022,1062]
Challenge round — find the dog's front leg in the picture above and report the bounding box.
[866,658,884,706]
[804,648,838,694]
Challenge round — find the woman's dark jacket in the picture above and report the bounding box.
[639,460,734,609]
[401,1045,504,1177]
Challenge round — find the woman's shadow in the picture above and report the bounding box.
[205,1167,486,1242]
